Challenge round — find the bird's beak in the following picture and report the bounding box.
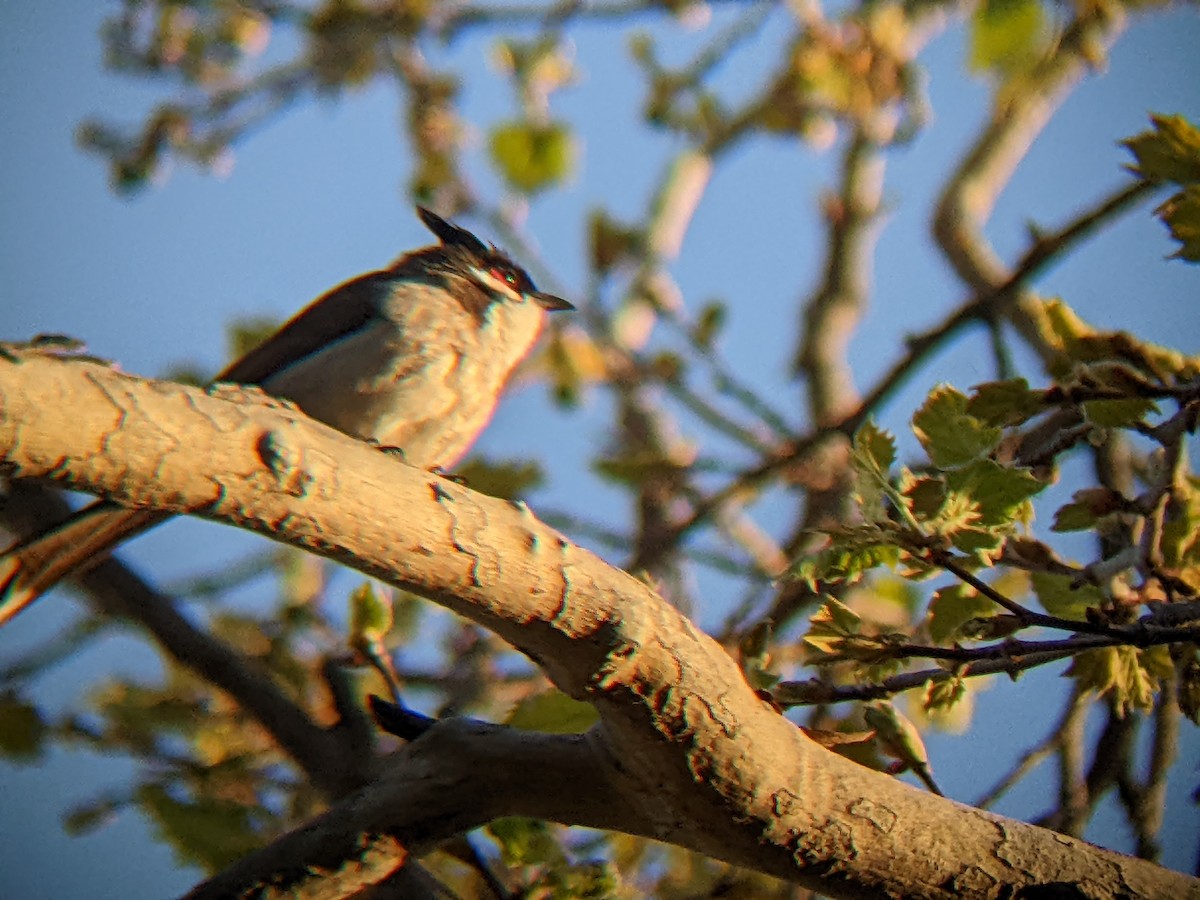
[532,291,574,312]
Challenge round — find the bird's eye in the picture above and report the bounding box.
[488,266,525,298]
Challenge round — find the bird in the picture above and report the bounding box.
[0,206,573,626]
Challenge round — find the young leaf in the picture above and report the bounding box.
[1179,653,1200,724]
[1051,487,1122,532]
[488,817,566,867]
[924,675,968,714]
[506,690,599,734]
[136,784,265,871]
[693,301,728,349]
[1122,113,1200,186]
[63,798,122,836]
[811,596,862,635]
[789,528,902,589]
[1067,646,1170,717]
[1082,397,1158,428]
[944,459,1044,528]
[1160,474,1200,590]
[490,120,575,193]
[912,386,1002,468]
[1030,571,1101,621]
[864,702,942,794]
[970,0,1047,76]
[1157,184,1200,263]
[452,458,544,500]
[739,620,779,689]
[967,377,1045,426]
[903,473,947,519]
[853,419,897,474]
[0,693,48,761]
[1027,298,1200,380]
[851,420,897,521]
[928,584,996,644]
[588,210,641,274]
[348,582,393,644]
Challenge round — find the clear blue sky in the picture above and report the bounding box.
[1,2,1198,896]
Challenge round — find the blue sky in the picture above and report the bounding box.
[1,2,1198,896]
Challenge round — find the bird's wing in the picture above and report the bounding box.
[220,270,392,385]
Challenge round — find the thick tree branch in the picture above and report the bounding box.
[1,349,1194,898]
[185,722,644,900]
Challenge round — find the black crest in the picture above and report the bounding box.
[417,206,490,258]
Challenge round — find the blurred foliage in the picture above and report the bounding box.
[506,689,600,734]
[789,300,1200,720]
[490,120,575,194]
[5,0,1197,893]
[1125,114,1200,261]
[969,0,1049,75]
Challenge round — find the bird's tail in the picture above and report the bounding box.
[0,503,165,625]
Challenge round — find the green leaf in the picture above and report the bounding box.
[966,378,1045,426]
[1030,571,1101,621]
[64,798,122,836]
[693,301,728,349]
[1123,114,1200,186]
[803,606,901,669]
[912,385,1002,468]
[227,316,281,364]
[851,420,896,520]
[864,702,929,768]
[949,527,1006,559]
[490,121,574,193]
[925,490,982,536]
[506,690,598,734]
[137,784,264,872]
[813,596,862,634]
[1051,502,1098,533]
[91,682,202,745]
[1026,298,1200,381]
[0,693,47,761]
[1179,653,1200,724]
[928,584,996,644]
[969,0,1046,75]
[1160,475,1200,591]
[489,818,566,867]
[593,452,690,487]
[739,620,778,689]
[348,582,393,643]
[924,676,968,714]
[452,458,544,500]
[1082,397,1158,427]
[1067,645,1168,717]
[588,210,640,275]
[789,528,902,589]
[803,598,861,660]
[1158,185,1200,263]
[853,419,896,474]
[944,459,1044,527]
[904,475,947,519]
[1051,488,1122,532]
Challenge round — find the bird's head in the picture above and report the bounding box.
[415,206,574,317]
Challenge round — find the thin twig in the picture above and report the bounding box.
[669,178,1160,548]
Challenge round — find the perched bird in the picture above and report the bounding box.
[0,206,572,625]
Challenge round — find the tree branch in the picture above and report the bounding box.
[0,481,368,800]
[2,349,1194,898]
